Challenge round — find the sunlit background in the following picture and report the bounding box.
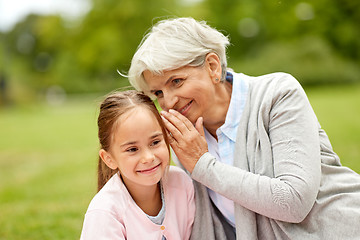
[0,0,359,239]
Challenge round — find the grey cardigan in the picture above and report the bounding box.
[173,72,360,240]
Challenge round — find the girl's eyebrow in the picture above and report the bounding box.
[120,132,163,147]
[151,132,163,138]
[120,141,137,147]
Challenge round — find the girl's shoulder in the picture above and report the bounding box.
[163,166,194,211]
[165,165,193,189]
[86,173,130,216]
[168,165,191,178]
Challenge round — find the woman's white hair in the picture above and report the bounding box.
[127,17,230,93]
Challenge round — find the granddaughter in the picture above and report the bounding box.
[80,90,195,239]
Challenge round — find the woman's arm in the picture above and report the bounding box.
[162,75,321,223]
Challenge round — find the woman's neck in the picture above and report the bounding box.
[204,81,232,139]
[123,178,162,216]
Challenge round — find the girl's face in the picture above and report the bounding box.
[105,107,169,191]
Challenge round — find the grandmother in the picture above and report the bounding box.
[127,17,360,240]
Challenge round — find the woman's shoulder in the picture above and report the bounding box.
[242,72,300,89]
[239,72,304,100]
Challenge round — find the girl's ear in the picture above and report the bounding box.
[99,149,117,170]
[205,52,222,83]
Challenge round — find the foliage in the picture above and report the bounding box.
[0,0,359,103]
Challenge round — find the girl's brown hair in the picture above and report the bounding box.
[97,90,170,191]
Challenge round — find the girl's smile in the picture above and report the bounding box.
[100,106,170,193]
[136,163,162,174]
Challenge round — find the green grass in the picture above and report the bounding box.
[306,84,360,172]
[0,97,100,240]
[0,85,360,239]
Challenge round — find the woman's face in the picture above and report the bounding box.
[143,65,217,124]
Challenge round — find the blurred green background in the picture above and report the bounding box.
[0,0,359,239]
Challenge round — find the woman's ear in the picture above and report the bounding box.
[99,149,117,170]
[205,53,222,83]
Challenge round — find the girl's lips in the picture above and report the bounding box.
[137,163,161,174]
[179,100,193,115]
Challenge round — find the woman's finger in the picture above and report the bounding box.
[161,110,190,135]
[161,112,208,173]
[195,117,205,137]
[168,109,195,132]
[164,126,176,144]
[161,115,181,142]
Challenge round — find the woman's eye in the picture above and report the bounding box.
[172,78,182,85]
[154,90,163,98]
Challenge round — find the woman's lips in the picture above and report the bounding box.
[179,100,193,115]
[137,163,161,174]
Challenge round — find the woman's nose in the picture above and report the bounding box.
[161,92,178,111]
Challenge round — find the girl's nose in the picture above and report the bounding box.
[140,148,155,164]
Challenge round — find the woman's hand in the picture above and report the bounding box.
[161,109,208,173]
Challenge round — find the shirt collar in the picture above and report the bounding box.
[217,72,248,141]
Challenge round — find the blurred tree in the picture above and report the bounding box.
[63,0,181,92]
[0,0,359,104]
[203,0,360,84]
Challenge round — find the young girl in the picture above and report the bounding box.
[80,90,195,240]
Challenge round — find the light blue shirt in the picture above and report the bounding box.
[146,183,166,240]
[205,72,248,227]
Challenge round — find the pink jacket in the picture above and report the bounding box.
[80,166,195,240]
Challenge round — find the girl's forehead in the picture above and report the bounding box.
[112,106,162,141]
[120,106,152,121]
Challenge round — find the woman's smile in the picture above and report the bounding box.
[178,100,193,116]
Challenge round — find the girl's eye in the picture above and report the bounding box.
[126,147,138,152]
[151,139,161,146]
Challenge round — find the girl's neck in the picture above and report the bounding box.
[122,176,162,216]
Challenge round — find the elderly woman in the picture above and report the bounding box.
[127,17,360,239]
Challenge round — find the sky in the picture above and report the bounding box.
[0,0,91,32]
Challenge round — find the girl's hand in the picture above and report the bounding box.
[161,109,208,173]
